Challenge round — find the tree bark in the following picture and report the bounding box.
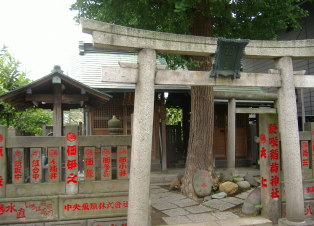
[181,1,215,199]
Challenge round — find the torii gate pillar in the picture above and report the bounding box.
[127,49,156,226]
[276,57,305,225]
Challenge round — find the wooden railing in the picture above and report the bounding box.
[0,125,131,224]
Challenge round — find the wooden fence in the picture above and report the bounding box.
[0,125,131,225]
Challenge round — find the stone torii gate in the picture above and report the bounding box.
[81,18,314,226]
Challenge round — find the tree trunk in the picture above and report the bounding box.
[181,1,215,199]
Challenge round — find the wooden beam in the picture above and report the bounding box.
[236,108,277,114]
[26,94,89,103]
[81,18,314,59]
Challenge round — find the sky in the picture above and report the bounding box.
[0,0,91,80]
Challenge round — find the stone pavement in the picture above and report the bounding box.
[150,184,271,226]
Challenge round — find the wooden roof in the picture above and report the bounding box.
[0,66,111,110]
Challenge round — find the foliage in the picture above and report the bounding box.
[166,108,182,125]
[0,46,52,135]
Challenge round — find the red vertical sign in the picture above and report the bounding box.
[117,146,128,179]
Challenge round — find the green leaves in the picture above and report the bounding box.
[0,46,52,135]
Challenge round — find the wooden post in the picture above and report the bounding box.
[127,49,156,226]
[227,98,236,169]
[84,147,95,181]
[65,126,79,194]
[30,148,42,183]
[0,126,7,197]
[259,114,281,223]
[53,77,63,137]
[276,57,305,223]
[160,102,168,173]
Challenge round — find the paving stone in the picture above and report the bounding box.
[150,184,161,189]
[211,211,240,220]
[235,192,249,200]
[202,199,235,211]
[150,188,169,194]
[186,213,218,223]
[223,197,244,205]
[152,201,177,211]
[184,205,214,214]
[173,198,198,208]
[162,216,193,224]
[162,208,190,217]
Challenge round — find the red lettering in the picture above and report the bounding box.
[49,173,58,180]
[270,162,279,174]
[268,123,278,134]
[32,160,40,167]
[302,150,309,157]
[85,149,94,157]
[6,203,17,213]
[303,159,309,167]
[301,141,309,149]
[102,148,110,156]
[102,157,111,164]
[0,176,3,187]
[270,175,279,187]
[269,149,279,161]
[66,132,77,142]
[118,148,127,156]
[64,204,72,211]
[260,134,266,145]
[270,188,280,199]
[119,170,127,177]
[85,158,94,166]
[67,173,77,184]
[85,169,94,179]
[261,177,267,188]
[0,147,3,157]
[67,146,77,156]
[119,157,127,163]
[269,137,279,147]
[16,208,25,219]
[48,149,58,158]
[67,160,77,170]
[305,204,313,216]
[260,147,267,159]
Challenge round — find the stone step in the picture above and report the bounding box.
[160,216,272,226]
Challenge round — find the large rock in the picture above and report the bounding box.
[219,181,238,195]
[233,176,244,183]
[237,181,251,190]
[193,170,213,197]
[244,173,259,187]
[242,187,261,215]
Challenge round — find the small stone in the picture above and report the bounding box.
[169,177,181,190]
[244,173,259,187]
[237,181,251,190]
[211,192,227,199]
[219,181,238,195]
[242,187,261,215]
[233,176,244,183]
[193,170,213,197]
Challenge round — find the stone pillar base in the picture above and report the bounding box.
[279,218,314,226]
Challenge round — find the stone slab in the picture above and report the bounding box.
[151,202,177,211]
[45,220,87,226]
[184,205,214,214]
[216,217,272,226]
[222,197,244,205]
[150,188,169,194]
[202,199,236,211]
[235,192,250,200]
[162,208,190,217]
[162,215,193,224]
[186,213,218,223]
[87,217,127,226]
[173,198,198,208]
[211,211,240,220]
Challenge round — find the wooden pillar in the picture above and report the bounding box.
[227,98,236,169]
[53,77,63,137]
[276,57,305,224]
[127,49,156,226]
[160,100,168,172]
[0,126,7,197]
